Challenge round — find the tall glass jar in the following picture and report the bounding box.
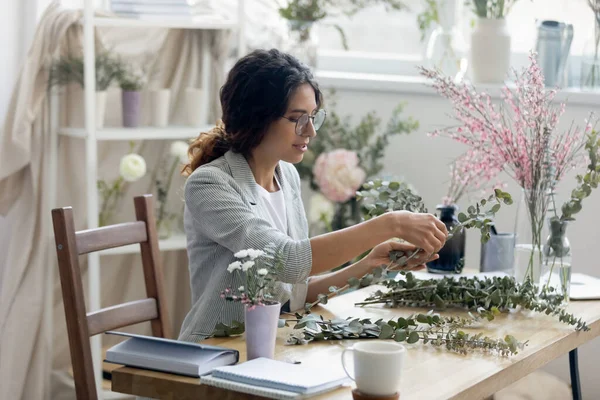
[513,188,548,283]
[540,218,571,302]
[424,0,468,82]
[426,205,465,274]
[283,20,318,70]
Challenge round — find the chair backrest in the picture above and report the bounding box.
[51,194,172,400]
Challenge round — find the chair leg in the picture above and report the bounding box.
[569,348,582,400]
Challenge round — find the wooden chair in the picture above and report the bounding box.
[51,194,172,400]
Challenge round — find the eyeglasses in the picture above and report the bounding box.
[282,109,327,136]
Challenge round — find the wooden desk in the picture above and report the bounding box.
[112,285,600,400]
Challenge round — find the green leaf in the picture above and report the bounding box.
[348,277,360,288]
[458,212,468,223]
[416,314,428,323]
[407,331,420,344]
[379,191,390,201]
[394,329,407,342]
[397,317,408,328]
[490,204,501,213]
[434,294,445,309]
[379,323,394,339]
[317,293,328,305]
[388,181,400,191]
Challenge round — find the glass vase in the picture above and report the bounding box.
[426,205,465,274]
[284,20,318,69]
[513,189,549,283]
[540,218,571,302]
[580,18,600,91]
[425,25,468,82]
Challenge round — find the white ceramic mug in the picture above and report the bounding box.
[341,341,405,396]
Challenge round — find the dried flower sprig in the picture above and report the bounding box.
[285,311,526,356]
[355,272,589,331]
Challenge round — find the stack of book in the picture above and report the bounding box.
[109,0,220,20]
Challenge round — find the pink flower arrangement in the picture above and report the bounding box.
[313,149,367,203]
[421,51,593,280]
[420,52,589,192]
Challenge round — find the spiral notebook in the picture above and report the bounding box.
[200,357,350,399]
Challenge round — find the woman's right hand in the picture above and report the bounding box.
[388,211,448,255]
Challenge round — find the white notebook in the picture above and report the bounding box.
[205,357,349,396]
[104,331,238,377]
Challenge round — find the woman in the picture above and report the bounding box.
[178,49,447,342]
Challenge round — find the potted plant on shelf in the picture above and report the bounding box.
[48,50,121,128]
[276,0,408,68]
[221,244,284,360]
[117,62,146,128]
[466,0,519,83]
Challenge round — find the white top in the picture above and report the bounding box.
[256,176,288,234]
[256,175,308,311]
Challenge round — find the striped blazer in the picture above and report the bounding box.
[178,150,313,342]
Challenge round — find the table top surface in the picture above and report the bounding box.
[112,283,600,400]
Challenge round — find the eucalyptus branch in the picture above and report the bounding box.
[286,311,526,356]
[356,272,589,331]
[554,130,600,223]
[303,184,513,312]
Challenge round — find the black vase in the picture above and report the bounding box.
[426,205,466,274]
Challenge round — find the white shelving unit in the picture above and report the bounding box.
[60,125,213,140]
[50,2,247,398]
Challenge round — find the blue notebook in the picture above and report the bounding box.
[207,357,349,396]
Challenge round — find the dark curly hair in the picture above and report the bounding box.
[183,48,323,175]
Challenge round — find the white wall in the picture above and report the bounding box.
[316,80,600,398]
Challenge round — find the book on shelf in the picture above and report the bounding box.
[103,331,239,377]
[200,357,350,399]
[110,3,215,15]
[110,0,208,5]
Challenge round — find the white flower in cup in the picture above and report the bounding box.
[227,261,242,273]
[234,249,249,259]
[247,249,265,260]
[170,141,189,164]
[257,268,268,276]
[242,261,255,271]
[119,153,146,182]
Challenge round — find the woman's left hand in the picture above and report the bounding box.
[362,240,439,272]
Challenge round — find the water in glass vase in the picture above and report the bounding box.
[427,205,465,274]
[540,218,572,302]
